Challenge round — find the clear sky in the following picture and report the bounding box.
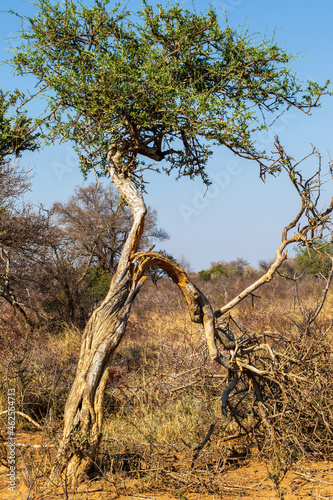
[1,0,332,271]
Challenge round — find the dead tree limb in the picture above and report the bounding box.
[191,423,216,469]
[216,139,333,318]
[133,141,333,442]
[0,410,43,430]
[51,140,333,484]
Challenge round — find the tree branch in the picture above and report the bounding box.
[216,139,333,318]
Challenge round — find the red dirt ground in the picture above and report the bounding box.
[1,432,333,499]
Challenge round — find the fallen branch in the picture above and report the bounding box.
[293,470,333,485]
[0,410,43,430]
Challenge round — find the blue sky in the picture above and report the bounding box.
[1,0,332,271]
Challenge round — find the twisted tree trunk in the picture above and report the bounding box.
[50,148,147,482]
[50,146,231,484]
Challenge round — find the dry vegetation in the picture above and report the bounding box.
[1,269,333,498]
[2,3,333,494]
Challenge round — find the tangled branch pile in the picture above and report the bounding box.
[218,320,333,459]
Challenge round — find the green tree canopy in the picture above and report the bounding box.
[198,257,250,281]
[10,0,329,185]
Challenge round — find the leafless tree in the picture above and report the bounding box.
[52,182,169,274]
[0,162,50,325]
[0,204,55,326]
[31,183,169,327]
[0,161,33,209]
[0,88,40,322]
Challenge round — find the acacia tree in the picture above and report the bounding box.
[10,0,332,483]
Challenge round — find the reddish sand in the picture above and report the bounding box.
[1,433,333,499]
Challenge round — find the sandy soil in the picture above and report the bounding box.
[1,432,333,499]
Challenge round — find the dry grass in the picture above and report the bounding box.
[1,273,333,497]
[0,315,81,429]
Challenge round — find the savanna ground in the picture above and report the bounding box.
[1,269,333,499]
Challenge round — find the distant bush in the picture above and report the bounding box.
[295,239,333,277]
[198,257,249,282]
[198,263,228,282]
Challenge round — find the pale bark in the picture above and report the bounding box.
[49,173,232,484]
[0,244,31,323]
[50,146,147,483]
[50,246,231,483]
[0,410,43,430]
[215,242,288,318]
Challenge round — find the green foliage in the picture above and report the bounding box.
[0,89,38,163]
[268,448,298,499]
[294,239,333,277]
[41,264,112,327]
[84,266,112,304]
[198,263,228,282]
[198,257,249,281]
[9,0,329,184]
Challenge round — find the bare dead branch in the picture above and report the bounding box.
[191,423,216,469]
[216,140,333,318]
[0,410,43,430]
[222,374,238,417]
[0,244,30,323]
